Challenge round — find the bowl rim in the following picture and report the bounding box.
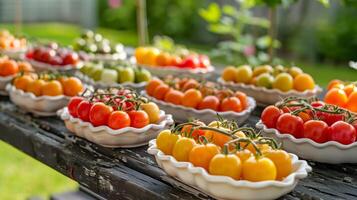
[6,84,72,100]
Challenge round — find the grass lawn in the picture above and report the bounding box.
[0,22,355,200]
[0,141,77,200]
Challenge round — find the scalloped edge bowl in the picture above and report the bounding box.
[141,91,256,125]
[148,139,311,200]
[0,48,27,59]
[75,71,147,90]
[0,75,15,95]
[58,108,174,148]
[217,78,322,105]
[256,120,357,164]
[24,57,83,71]
[6,84,71,116]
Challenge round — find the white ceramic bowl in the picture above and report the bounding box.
[141,91,256,125]
[25,57,83,72]
[0,48,27,59]
[0,75,14,95]
[217,78,322,105]
[75,71,147,90]
[82,51,127,62]
[58,108,174,148]
[139,64,214,78]
[148,139,311,200]
[6,84,70,116]
[256,120,357,164]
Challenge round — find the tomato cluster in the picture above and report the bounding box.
[67,88,162,129]
[325,79,357,113]
[0,30,26,51]
[261,97,357,145]
[222,65,316,92]
[0,56,33,77]
[146,77,249,112]
[156,119,293,182]
[26,43,80,66]
[135,47,210,69]
[13,72,84,97]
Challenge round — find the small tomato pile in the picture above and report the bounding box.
[221,65,316,92]
[0,30,27,51]
[325,79,357,113]
[67,88,162,129]
[25,43,80,66]
[135,47,210,69]
[156,119,293,181]
[13,72,84,97]
[261,97,357,145]
[0,56,33,77]
[146,77,249,112]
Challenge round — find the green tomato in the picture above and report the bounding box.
[118,67,135,83]
[100,69,118,84]
[91,69,103,81]
[256,73,274,89]
[135,68,151,83]
[235,65,253,84]
[272,73,293,92]
[87,63,103,77]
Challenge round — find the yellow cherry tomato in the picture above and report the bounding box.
[142,48,160,66]
[209,154,242,180]
[242,156,277,181]
[189,143,220,171]
[293,73,315,91]
[156,130,180,155]
[172,137,196,162]
[135,47,148,64]
[263,149,292,180]
[221,66,238,82]
[140,102,161,123]
[13,75,33,91]
[235,149,253,163]
[235,65,253,84]
[272,73,293,92]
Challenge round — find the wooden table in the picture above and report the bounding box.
[1,95,357,200]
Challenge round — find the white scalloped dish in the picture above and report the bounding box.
[6,84,71,116]
[141,91,256,125]
[81,51,127,62]
[138,64,214,78]
[256,120,357,164]
[148,139,311,200]
[75,71,147,90]
[58,108,174,148]
[0,75,15,95]
[25,57,83,71]
[0,48,27,59]
[218,78,322,105]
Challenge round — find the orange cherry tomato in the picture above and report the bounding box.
[41,80,63,96]
[181,122,206,140]
[146,79,163,96]
[170,55,182,67]
[346,91,357,113]
[164,89,184,105]
[17,61,33,72]
[324,88,348,107]
[181,79,199,91]
[182,89,202,108]
[220,97,242,112]
[26,79,45,96]
[153,84,170,100]
[62,77,83,96]
[198,95,220,111]
[235,149,253,163]
[156,52,171,66]
[344,84,357,97]
[134,47,148,64]
[235,91,248,109]
[188,143,220,171]
[327,79,342,91]
[0,60,18,76]
[13,75,33,91]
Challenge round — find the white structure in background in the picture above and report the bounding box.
[0,0,97,29]
[349,61,357,70]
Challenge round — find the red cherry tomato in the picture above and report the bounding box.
[311,101,325,108]
[276,113,304,138]
[181,121,206,140]
[63,52,79,65]
[261,106,283,128]
[317,112,344,126]
[180,56,200,68]
[303,120,329,143]
[89,102,113,126]
[198,55,210,68]
[128,110,150,128]
[329,121,356,145]
[68,97,83,117]
[107,111,131,129]
[77,100,93,122]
